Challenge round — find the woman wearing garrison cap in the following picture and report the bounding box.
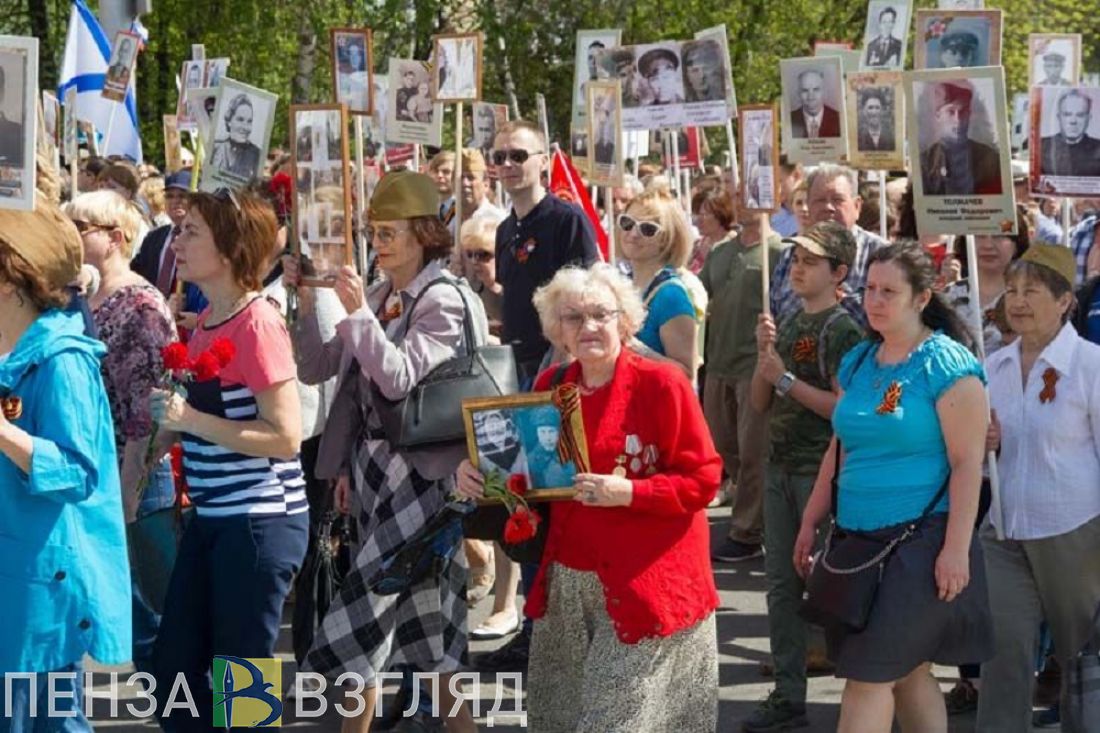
[286,170,488,732]
[978,243,1100,732]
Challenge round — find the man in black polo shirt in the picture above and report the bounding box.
[492,119,599,387]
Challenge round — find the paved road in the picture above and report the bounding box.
[87,509,999,730]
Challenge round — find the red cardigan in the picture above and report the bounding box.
[525,350,722,643]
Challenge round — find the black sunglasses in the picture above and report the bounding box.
[464,249,494,263]
[490,149,543,166]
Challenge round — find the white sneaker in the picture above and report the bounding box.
[469,610,521,640]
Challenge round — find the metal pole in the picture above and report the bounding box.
[1062,198,1072,247]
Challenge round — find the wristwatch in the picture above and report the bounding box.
[775,371,797,397]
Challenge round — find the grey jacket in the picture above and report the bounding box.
[292,259,489,481]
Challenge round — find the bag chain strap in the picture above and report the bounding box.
[819,522,916,575]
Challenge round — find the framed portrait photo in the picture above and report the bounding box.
[913,9,1002,70]
[431,33,482,104]
[679,37,731,127]
[470,101,508,161]
[845,71,905,171]
[62,85,77,164]
[185,86,218,146]
[739,104,779,213]
[1029,86,1100,198]
[78,120,98,156]
[607,42,689,131]
[41,90,59,151]
[204,58,230,89]
[331,28,373,116]
[587,80,623,187]
[291,104,353,287]
[570,126,590,175]
[860,0,911,71]
[694,24,737,118]
[906,66,1015,236]
[0,35,38,212]
[1028,34,1081,88]
[385,57,443,147]
[572,29,622,129]
[102,31,140,103]
[163,115,183,174]
[176,60,205,132]
[199,78,278,191]
[779,55,848,165]
[463,392,591,500]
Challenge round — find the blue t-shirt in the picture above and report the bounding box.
[832,332,985,531]
[1086,287,1100,345]
[636,267,696,355]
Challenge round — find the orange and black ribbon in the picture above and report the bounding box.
[1040,367,1059,404]
[876,381,902,415]
[792,336,817,364]
[1,397,22,420]
[552,383,589,472]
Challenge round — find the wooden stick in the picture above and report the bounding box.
[454,102,464,257]
[964,233,1004,541]
[1062,198,1072,247]
[354,115,367,276]
[606,185,616,265]
[879,170,888,240]
[761,217,770,313]
[725,119,739,191]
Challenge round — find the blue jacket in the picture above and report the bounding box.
[0,309,131,673]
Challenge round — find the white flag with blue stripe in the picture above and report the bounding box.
[58,0,143,161]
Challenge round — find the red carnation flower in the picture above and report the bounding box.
[161,342,191,372]
[208,337,236,368]
[191,351,221,382]
[503,506,540,544]
[506,473,528,498]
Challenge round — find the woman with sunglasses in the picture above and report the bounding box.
[286,171,485,732]
[455,262,723,731]
[0,201,131,725]
[619,187,701,378]
[147,188,310,726]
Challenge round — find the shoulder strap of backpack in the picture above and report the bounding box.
[816,308,850,384]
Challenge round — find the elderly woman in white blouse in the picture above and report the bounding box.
[978,243,1100,732]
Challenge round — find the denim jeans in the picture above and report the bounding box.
[131,459,176,678]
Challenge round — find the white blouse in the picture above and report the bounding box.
[986,323,1100,540]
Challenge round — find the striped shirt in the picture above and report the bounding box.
[183,298,307,517]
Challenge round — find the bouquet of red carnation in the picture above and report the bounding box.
[481,470,541,544]
[135,338,236,496]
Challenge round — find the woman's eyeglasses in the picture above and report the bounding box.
[617,214,663,238]
[463,249,494,263]
[367,226,407,244]
[71,220,114,235]
[560,308,621,329]
[490,149,542,166]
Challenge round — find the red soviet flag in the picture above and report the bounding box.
[549,148,608,262]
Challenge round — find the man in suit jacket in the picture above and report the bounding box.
[790,69,840,139]
[132,170,191,293]
[856,89,895,151]
[864,7,903,68]
[920,82,1003,196]
[1040,89,1100,178]
[0,66,24,168]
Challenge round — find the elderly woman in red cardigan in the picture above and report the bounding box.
[456,262,722,731]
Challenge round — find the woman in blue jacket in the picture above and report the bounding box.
[0,201,131,728]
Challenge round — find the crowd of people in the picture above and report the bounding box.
[1,112,1099,733]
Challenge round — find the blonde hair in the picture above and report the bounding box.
[428,150,456,172]
[532,263,646,353]
[459,216,498,252]
[139,176,166,219]
[623,188,693,268]
[62,190,144,258]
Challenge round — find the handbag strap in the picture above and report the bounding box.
[393,276,477,354]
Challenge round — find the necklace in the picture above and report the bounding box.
[208,292,255,325]
[869,328,931,390]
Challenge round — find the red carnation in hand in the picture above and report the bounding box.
[506,473,528,498]
[208,337,236,368]
[191,351,221,382]
[161,342,191,372]
[503,506,540,544]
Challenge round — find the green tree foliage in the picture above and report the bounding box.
[5,0,1097,166]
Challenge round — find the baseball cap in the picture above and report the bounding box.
[165,170,192,191]
[784,221,856,267]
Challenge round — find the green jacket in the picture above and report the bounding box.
[699,233,783,380]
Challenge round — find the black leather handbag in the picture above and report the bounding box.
[799,441,948,632]
[372,277,518,449]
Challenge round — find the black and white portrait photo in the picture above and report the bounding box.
[572,29,621,129]
[781,56,848,164]
[636,45,684,107]
[740,105,778,212]
[384,58,443,147]
[845,71,905,170]
[0,36,36,211]
[103,31,138,102]
[204,58,229,89]
[907,67,1014,236]
[1031,87,1100,197]
[470,102,507,159]
[861,1,910,70]
[787,65,841,138]
[587,80,622,186]
[176,60,205,131]
[332,29,372,115]
[433,33,481,103]
[291,105,352,286]
[1028,34,1080,88]
[694,25,737,118]
[200,79,277,191]
[472,409,529,479]
[914,10,1002,70]
[681,39,726,104]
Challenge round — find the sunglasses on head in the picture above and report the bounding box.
[617,214,663,238]
[490,149,542,166]
[213,187,242,211]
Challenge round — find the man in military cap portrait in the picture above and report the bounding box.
[637,47,684,106]
[920,81,1003,195]
[1039,52,1073,86]
[1040,89,1100,178]
[789,68,841,139]
[937,31,979,68]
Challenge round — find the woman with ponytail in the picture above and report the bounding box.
[793,242,994,732]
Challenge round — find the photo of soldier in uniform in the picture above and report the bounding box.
[861,1,910,70]
[1028,34,1081,88]
[332,29,373,115]
[914,10,1002,70]
[856,87,896,151]
[918,80,1002,195]
[472,410,529,479]
[517,406,577,490]
[572,30,621,127]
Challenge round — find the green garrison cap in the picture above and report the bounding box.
[368,170,441,221]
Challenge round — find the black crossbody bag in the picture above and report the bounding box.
[799,345,948,632]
